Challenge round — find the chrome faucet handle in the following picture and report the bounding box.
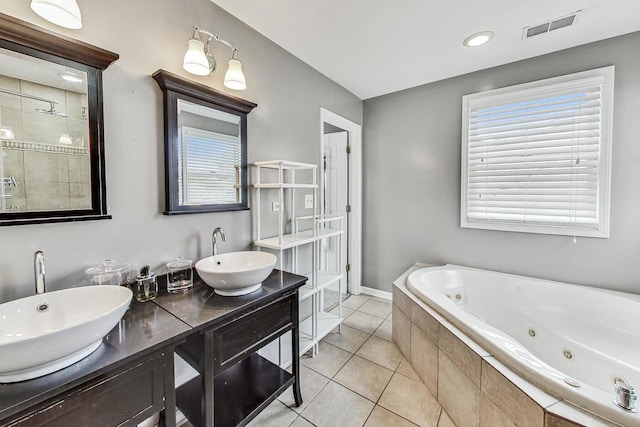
[614,378,637,412]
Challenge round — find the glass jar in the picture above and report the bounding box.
[85,259,131,286]
[166,257,193,293]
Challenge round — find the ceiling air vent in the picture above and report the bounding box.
[523,10,581,39]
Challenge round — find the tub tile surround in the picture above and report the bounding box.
[411,300,439,344]
[439,327,482,387]
[480,393,517,427]
[392,263,624,427]
[481,359,545,427]
[410,324,439,396]
[392,302,412,357]
[438,352,481,427]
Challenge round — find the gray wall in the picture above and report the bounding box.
[0,0,362,302]
[363,31,640,294]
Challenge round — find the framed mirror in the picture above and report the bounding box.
[0,13,118,226]
[153,70,256,214]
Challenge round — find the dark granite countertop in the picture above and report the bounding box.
[153,269,308,332]
[0,299,191,421]
[0,268,307,422]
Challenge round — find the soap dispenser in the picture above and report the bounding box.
[134,265,157,302]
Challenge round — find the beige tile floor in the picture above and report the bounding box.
[246,294,452,427]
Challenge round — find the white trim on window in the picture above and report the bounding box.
[461,66,614,238]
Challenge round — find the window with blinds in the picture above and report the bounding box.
[461,66,614,238]
[178,127,241,205]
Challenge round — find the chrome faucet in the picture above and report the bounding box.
[34,251,46,294]
[614,378,637,412]
[212,227,226,255]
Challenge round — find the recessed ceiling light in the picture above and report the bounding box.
[60,72,83,83]
[463,31,495,47]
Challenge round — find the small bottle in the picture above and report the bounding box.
[134,265,157,302]
[166,257,193,293]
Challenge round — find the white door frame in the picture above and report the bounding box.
[319,108,362,295]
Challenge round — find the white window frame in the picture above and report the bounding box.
[460,66,614,238]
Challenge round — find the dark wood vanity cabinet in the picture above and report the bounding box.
[174,288,303,427]
[5,352,172,427]
[148,270,307,427]
[0,302,190,427]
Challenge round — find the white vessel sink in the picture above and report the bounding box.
[195,251,277,296]
[0,285,132,383]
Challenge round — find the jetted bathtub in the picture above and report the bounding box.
[406,265,640,426]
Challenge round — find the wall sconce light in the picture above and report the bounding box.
[182,26,247,91]
[58,133,72,145]
[0,127,14,140]
[30,0,82,29]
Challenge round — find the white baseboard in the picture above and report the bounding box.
[360,286,392,300]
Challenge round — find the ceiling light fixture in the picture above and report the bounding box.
[463,31,494,47]
[30,0,82,30]
[183,26,246,91]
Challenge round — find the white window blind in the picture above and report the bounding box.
[178,127,241,205]
[461,67,614,238]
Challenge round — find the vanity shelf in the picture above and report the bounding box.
[252,160,345,367]
[177,353,294,427]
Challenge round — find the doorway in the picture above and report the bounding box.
[320,108,362,295]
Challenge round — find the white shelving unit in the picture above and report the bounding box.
[252,160,344,368]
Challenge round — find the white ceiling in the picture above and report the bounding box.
[211,1,640,100]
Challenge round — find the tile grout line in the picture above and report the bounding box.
[325,306,418,427]
[333,313,381,427]
[369,302,429,426]
[297,295,410,427]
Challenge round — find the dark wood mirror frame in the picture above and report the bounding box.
[152,69,257,215]
[0,13,118,226]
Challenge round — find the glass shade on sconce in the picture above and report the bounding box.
[58,133,72,145]
[183,38,211,76]
[224,59,246,90]
[0,128,14,140]
[30,0,82,29]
